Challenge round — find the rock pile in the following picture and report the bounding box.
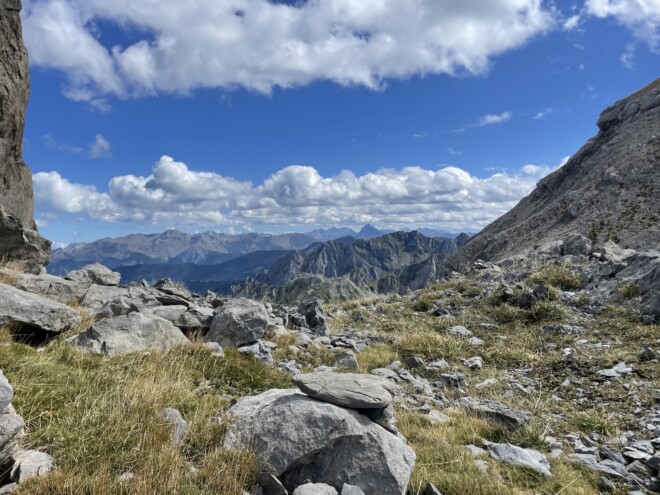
[223,372,415,495]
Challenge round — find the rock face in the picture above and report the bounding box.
[66,312,188,356]
[223,389,415,495]
[0,282,83,334]
[0,0,50,273]
[454,79,660,267]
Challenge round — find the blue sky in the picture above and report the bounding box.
[20,0,660,246]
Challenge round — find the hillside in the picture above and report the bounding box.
[454,79,660,268]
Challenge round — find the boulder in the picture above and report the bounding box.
[81,285,161,320]
[298,299,327,329]
[65,263,121,286]
[600,240,635,263]
[14,273,88,302]
[292,372,396,409]
[335,350,359,370]
[238,341,274,367]
[223,389,415,495]
[563,234,592,256]
[206,298,268,347]
[65,312,188,356]
[0,283,82,334]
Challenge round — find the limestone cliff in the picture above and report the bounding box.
[454,79,660,268]
[0,0,50,273]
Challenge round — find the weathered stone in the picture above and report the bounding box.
[487,442,551,477]
[596,362,632,379]
[10,450,53,483]
[160,407,188,448]
[14,273,88,302]
[81,285,161,320]
[293,484,338,495]
[204,342,225,358]
[563,235,592,257]
[638,347,657,362]
[65,263,121,286]
[206,298,268,347]
[0,370,12,412]
[460,356,483,370]
[447,325,472,337]
[0,404,23,463]
[293,372,396,409]
[0,283,82,333]
[362,404,398,433]
[224,389,415,495]
[457,397,532,429]
[335,350,359,370]
[405,356,424,369]
[66,312,188,356]
[341,483,366,495]
[238,341,274,367]
[298,299,327,329]
[254,471,288,495]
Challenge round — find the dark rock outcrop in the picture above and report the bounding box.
[0,0,50,272]
[454,79,660,268]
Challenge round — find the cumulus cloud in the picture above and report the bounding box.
[456,110,513,132]
[33,155,563,231]
[585,0,660,50]
[21,0,555,104]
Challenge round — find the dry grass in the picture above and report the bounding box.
[1,334,290,495]
[0,257,26,285]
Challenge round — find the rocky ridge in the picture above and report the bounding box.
[454,79,660,269]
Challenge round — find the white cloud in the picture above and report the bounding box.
[21,0,555,104]
[533,108,554,119]
[563,14,582,30]
[33,155,564,231]
[585,0,660,50]
[456,110,513,132]
[89,134,111,158]
[478,111,513,126]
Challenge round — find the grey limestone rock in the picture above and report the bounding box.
[206,298,268,347]
[292,372,396,409]
[10,450,53,484]
[223,389,415,495]
[487,442,552,477]
[457,397,532,429]
[65,263,121,286]
[66,312,188,356]
[0,283,83,334]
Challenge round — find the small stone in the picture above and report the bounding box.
[461,444,487,456]
[439,373,466,389]
[10,450,53,484]
[475,378,498,389]
[470,337,486,347]
[293,483,339,495]
[204,342,225,359]
[427,410,450,424]
[426,359,450,369]
[406,356,425,369]
[447,326,472,337]
[160,407,188,448]
[336,350,360,370]
[460,356,483,370]
[597,362,632,379]
[341,483,365,495]
[474,459,489,472]
[639,347,658,362]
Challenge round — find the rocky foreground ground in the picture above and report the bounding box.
[0,233,658,494]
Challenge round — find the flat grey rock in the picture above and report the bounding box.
[487,442,552,477]
[224,389,415,495]
[457,397,531,429]
[447,326,472,337]
[0,283,82,334]
[14,273,88,302]
[292,372,396,409]
[597,362,632,379]
[206,298,268,348]
[66,312,188,356]
[65,263,121,286]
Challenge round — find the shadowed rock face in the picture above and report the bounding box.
[454,79,660,269]
[0,0,50,272]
